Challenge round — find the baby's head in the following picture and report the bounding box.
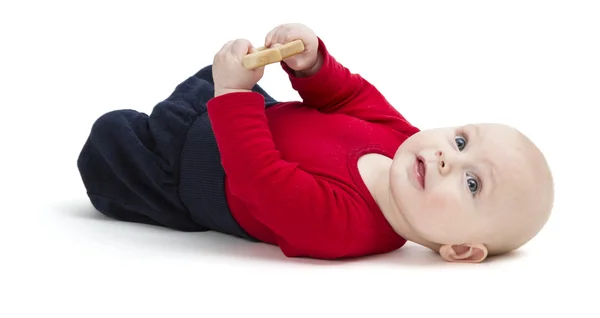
[388,123,554,263]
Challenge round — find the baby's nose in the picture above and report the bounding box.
[436,150,448,173]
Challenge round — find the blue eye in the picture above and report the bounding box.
[467,176,479,194]
[455,135,467,151]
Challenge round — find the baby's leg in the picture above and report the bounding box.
[77,69,265,239]
[77,107,209,232]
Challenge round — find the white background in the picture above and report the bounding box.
[1,0,598,317]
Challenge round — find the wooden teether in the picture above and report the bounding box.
[243,40,305,69]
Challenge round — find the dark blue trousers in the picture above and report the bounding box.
[77,65,277,240]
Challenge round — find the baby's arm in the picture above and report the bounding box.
[287,39,415,127]
[208,92,355,259]
[209,38,356,259]
[268,24,416,129]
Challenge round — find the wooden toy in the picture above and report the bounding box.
[243,40,305,69]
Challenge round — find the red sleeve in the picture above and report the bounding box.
[281,37,418,133]
[207,92,355,259]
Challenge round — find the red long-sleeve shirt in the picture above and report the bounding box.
[207,38,420,259]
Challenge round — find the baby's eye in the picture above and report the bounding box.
[467,176,479,194]
[455,135,467,151]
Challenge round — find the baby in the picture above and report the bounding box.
[77,23,554,263]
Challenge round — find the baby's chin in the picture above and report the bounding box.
[389,146,411,177]
[393,132,418,157]
[391,135,420,167]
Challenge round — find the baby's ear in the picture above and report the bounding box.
[439,243,488,263]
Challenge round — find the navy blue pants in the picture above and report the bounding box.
[77,65,277,239]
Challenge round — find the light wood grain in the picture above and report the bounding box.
[243,40,305,69]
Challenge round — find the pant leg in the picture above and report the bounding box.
[77,66,273,236]
[77,78,215,232]
[193,65,279,107]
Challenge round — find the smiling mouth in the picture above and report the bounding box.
[414,156,426,189]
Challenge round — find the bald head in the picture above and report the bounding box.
[387,121,554,263]
[479,124,554,255]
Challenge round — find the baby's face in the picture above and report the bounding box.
[389,123,551,249]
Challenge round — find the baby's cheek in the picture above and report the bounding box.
[411,190,463,243]
[421,189,469,241]
[426,188,462,216]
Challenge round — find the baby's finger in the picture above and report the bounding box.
[265,26,281,48]
[214,40,234,62]
[217,40,234,53]
[231,38,254,57]
[271,29,286,45]
[273,30,297,47]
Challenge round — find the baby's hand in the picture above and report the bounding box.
[213,39,265,97]
[265,23,320,74]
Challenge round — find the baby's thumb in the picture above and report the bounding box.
[231,39,254,56]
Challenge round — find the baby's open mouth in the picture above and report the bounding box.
[414,156,426,188]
